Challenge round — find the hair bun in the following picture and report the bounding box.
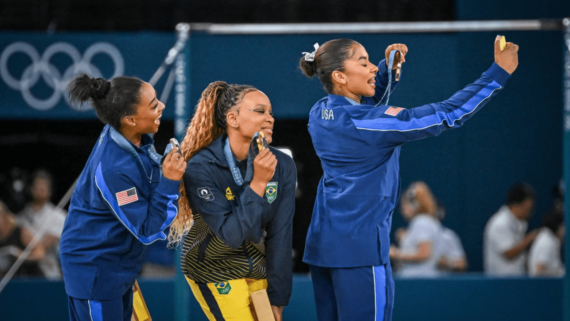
[299,57,316,78]
[91,77,111,99]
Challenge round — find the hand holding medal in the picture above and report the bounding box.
[257,131,269,151]
[494,35,519,74]
[251,131,278,197]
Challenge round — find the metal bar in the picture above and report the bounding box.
[563,17,570,321]
[193,19,564,35]
[173,23,192,321]
[149,23,190,86]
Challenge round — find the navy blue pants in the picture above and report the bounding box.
[67,287,133,321]
[310,263,395,321]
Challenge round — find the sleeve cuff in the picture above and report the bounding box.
[484,63,511,87]
[156,176,182,196]
[268,296,290,307]
[244,185,268,206]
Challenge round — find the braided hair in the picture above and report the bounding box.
[168,81,258,247]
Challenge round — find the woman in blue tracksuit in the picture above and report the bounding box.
[59,74,186,321]
[299,37,519,320]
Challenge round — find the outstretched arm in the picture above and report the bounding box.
[352,37,518,148]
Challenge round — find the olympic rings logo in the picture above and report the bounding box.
[0,42,124,111]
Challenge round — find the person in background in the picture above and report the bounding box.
[390,181,443,277]
[435,201,468,273]
[528,209,564,277]
[483,183,538,276]
[18,169,66,279]
[0,200,44,277]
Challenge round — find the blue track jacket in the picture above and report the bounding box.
[60,125,180,300]
[303,61,510,268]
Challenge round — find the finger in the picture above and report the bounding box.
[261,153,276,166]
[494,35,501,54]
[268,156,278,169]
[164,148,177,163]
[256,148,271,160]
[512,43,519,53]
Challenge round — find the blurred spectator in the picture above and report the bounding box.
[0,200,45,278]
[435,202,468,273]
[528,209,565,277]
[390,181,443,277]
[0,168,29,214]
[484,183,538,276]
[552,178,564,212]
[17,170,66,279]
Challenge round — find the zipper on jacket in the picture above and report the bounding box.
[241,240,254,277]
[198,233,213,262]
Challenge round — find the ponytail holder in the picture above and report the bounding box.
[302,43,320,62]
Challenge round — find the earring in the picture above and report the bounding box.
[132,123,136,126]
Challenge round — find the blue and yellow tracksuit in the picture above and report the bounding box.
[60,125,180,321]
[303,60,511,320]
[181,134,296,320]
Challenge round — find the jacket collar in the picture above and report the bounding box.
[108,125,161,166]
[201,133,259,183]
[327,93,360,107]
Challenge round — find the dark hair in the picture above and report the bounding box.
[31,169,52,189]
[68,74,144,130]
[506,183,536,206]
[542,209,564,233]
[210,82,257,129]
[299,39,359,94]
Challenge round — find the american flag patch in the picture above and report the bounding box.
[385,106,404,116]
[116,187,138,206]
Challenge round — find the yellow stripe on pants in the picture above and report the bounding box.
[186,277,268,321]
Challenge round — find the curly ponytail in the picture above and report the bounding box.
[168,81,257,247]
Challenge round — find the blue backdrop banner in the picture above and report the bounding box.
[0,32,175,119]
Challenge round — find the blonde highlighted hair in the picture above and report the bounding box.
[168,81,257,247]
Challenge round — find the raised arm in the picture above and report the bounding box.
[183,163,267,249]
[362,43,408,106]
[95,148,185,245]
[352,37,518,148]
[265,157,296,308]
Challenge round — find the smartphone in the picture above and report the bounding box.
[170,138,182,156]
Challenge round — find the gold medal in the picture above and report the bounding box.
[499,36,506,51]
[257,131,266,151]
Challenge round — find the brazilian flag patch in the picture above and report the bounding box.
[266,182,278,203]
[214,281,232,295]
